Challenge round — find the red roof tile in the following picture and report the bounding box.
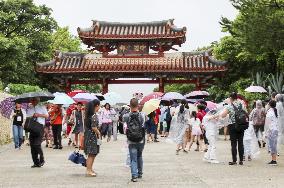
[36,51,227,74]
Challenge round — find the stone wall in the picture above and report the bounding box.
[0,93,12,145]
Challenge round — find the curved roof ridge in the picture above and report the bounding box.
[91,19,174,26]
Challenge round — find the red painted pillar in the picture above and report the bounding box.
[195,78,201,91]
[102,79,108,94]
[65,79,71,93]
[159,77,165,93]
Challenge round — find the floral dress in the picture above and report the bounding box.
[169,109,189,145]
[84,113,100,155]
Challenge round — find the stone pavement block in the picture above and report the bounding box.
[1,135,284,188]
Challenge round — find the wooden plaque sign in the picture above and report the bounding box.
[117,42,149,56]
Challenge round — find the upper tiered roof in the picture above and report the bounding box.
[77,19,186,52]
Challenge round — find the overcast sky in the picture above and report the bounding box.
[34,0,238,103]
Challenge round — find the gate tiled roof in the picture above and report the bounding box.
[36,51,227,74]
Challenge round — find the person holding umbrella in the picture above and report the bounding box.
[26,97,49,168]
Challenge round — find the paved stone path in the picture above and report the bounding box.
[1,135,284,188]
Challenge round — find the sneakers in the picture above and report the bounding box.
[40,161,45,167]
[239,161,243,165]
[53,145,59,149]
[31,164,41,168]
[131,177,138,182]
[210,160,220,164]
[268,160,277,166]
[228,161,237,165]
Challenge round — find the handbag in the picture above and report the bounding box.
[24,117,43,136]
[68,151,86,167]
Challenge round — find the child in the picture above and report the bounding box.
[187,111,202,151]
[202,110,220,163]
[145,112,156,143]
[243,121,260,161]
[265,100,278,165]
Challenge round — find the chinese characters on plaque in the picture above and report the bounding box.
[117,42,149,56]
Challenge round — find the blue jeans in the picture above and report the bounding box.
[129,143,144,178]
[13,125,23,148]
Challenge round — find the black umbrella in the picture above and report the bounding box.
[14,92,55,103]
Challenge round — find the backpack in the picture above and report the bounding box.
[126,113,144,142]
[232,103,249,132]
[252,109,265,126]
[165,107,172,122]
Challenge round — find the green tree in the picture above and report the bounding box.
[71,84,101,93]
[0,0,57,85]
[220,0,284,73]
[154,84,195,95]
[50,27,82,53]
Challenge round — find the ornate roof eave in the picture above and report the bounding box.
[183,49,227,66]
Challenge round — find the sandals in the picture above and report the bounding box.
[86,171,97,177]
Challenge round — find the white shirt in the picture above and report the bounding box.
[203,116,218,136]
[26,104,48,125]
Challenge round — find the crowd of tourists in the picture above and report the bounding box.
[9,91,284,182]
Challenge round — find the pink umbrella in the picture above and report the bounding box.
[140,92,163,105]
[73,93,98,103]
[205,101,217,110]
[185,91,209,99]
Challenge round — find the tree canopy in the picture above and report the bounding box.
[0,0,57,85]
[0,0,85,92]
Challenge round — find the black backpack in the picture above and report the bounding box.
[232,103,249,132]
[126,113,144,142]
[165,107,172,122]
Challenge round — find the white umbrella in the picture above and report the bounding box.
[162,92,185,100]
[103,92,122,105]
[245,86,267,93]
[48,92,75,105]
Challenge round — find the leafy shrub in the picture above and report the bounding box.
[8,83,43,95]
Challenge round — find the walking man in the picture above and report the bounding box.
[123,98,145,182]
[27,98,48,168]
